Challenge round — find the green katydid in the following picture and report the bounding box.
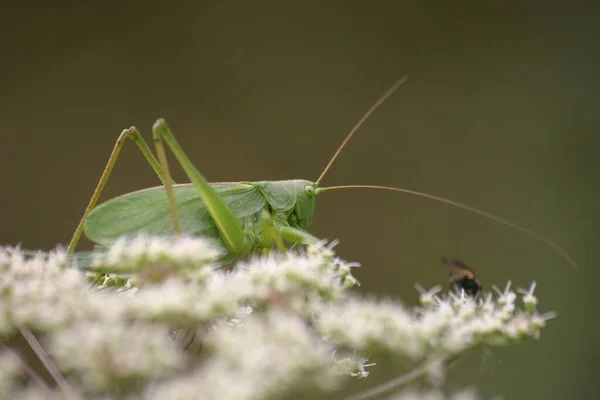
[66,77,577,269]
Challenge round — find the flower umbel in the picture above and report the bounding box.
[0,236,553,400]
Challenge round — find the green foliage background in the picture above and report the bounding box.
[1,2,597,399]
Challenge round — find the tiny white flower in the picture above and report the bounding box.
[503,313,533,339]
[530,311,557,330]
[332,351,374,378]
[455,297,477,320]
[434,297,456,320]
[480,292,495,314]
[492,281,517,307]
[518,282,538,312]
[307,239,338,260]
[415,284,442,309]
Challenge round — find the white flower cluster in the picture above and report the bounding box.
[0,236,552,400]
[315,282,553,399]
[0,247,88,335]
[320,282,553,360]
[149,312,341,400]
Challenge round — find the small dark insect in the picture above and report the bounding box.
[441,257,482,296]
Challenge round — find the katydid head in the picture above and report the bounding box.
[292,180,319,230]
[309,77,577,270]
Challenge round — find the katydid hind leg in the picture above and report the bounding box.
[67,127,174,254]
[152,119,250,256]
[152,125,183,235]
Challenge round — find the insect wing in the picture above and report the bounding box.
[84,183,266,246]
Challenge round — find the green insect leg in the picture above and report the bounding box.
[152,119,251,257]
[259,210,286,253]
[151,124,183,235]
[276,225,320,246]
[67,128,174,253]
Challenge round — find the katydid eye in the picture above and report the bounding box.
[305,186,315,196]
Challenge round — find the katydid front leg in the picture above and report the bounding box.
[259,210,287,253]
[151,119,251,257]
[276,225,319,246]
[258,210,319,252]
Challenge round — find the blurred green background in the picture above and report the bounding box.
[1,2,597,399]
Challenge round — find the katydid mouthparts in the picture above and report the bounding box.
[65,76,577,270]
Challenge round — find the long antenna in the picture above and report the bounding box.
[320,185,578,269]
[315,76,408,185]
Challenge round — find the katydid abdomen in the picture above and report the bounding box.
[84,180,317,259]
